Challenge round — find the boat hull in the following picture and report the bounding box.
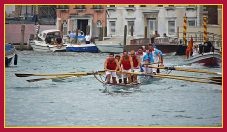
[66,44,99,53]
[96,44,123,53]
[185,52,222,66]
[5,43,17,67]
[30,40,66,52]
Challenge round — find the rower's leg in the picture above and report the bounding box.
[112,77,117,84]
[133,75,138,83]
[123,78,127,84]
[106,74,111,84]
[131,75,134,83]
[128,75,132,83]
[119,79,122,83]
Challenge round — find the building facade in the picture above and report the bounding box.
[106,5,221,38]
[56,5,106,38]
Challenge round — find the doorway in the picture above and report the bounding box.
[77,19,88,35]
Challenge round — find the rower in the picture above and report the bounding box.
[130,50,141,83]
[149,44,164,66]
[104,53,119,84]
[119,50,134,84]
[115,55,122,83]
[136,47,146,72]
[143,48,154,73]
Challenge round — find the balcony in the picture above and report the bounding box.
[186,6,197,10]
[56,6,69,10]
[125,6,136,11]
[107,5,116,11]
[74,5,86,11]
[92,5,104,12]
[165,6,175,10]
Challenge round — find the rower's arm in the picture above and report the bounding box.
[129,56,134,70]
[137,56,141,67]
[104,59,108,70]
[115,59,119,71]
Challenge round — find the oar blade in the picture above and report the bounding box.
[15,73,34,77]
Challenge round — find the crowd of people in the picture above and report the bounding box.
[104,44,164,84]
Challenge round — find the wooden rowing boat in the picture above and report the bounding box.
[93,73,156,93]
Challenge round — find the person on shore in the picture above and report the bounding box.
[115,55,122,83]
[85,34,91,44]
[130,50,141,83]
[104,53,119,84]
[119,50,134,84]
[186,36,193,59]
[69,31,75,43]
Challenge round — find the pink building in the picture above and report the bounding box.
[56,5,106,38]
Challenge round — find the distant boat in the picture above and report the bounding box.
[29,29,66,52]
[128,37,179,53]
[95,43,123,53]
[66,43,99,53]
[5,43,18,67]
[184,52,222,66]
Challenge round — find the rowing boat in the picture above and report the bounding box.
[93,73,156,93]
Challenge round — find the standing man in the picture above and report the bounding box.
[104,53,119,84]
[85,34,91,44]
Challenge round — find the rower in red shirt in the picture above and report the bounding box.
[130,50,141,83]
[119,50,133,84]
[104,53,119,84]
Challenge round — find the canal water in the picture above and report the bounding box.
[5,51,222,127]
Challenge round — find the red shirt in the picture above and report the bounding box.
[106,58,117,70]
[132,55,139,68]
[121,56,131,70]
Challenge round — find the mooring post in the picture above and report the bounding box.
[144,26,147,38]
[20,24,25,51]
[124,25,127,45]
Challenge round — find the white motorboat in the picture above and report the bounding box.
[29,29,66,52]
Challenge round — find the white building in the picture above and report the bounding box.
[106,5,221,39]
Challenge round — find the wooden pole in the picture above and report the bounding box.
[144,26,147,38]
[203,16,207,43]
[131,25,133,36]
[124,25,127,45]
[183,14,187,45]
[75,28,78,43]
[86,25,90,35]
[98,27,103,41]
[20,24,25,51]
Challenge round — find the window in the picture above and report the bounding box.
[127,21,134,35]
[109,5,115,7]
[140,5,146,7]
[168,21,175,35]
[188,20,196,27]
[157,5,163,7]
[109,21,116,35]
[75,5,85,9]
[93,5,103,9]
[57,5,69,9]
[128,5,134,7]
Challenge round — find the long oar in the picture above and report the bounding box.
[114,71,222,85]
[25,71,105,82]
[152,74,221,85]
[27,75,77,82]
[156,73,222,83]
[149,66,222,75]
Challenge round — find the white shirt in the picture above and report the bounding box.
[85,35,91,41]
